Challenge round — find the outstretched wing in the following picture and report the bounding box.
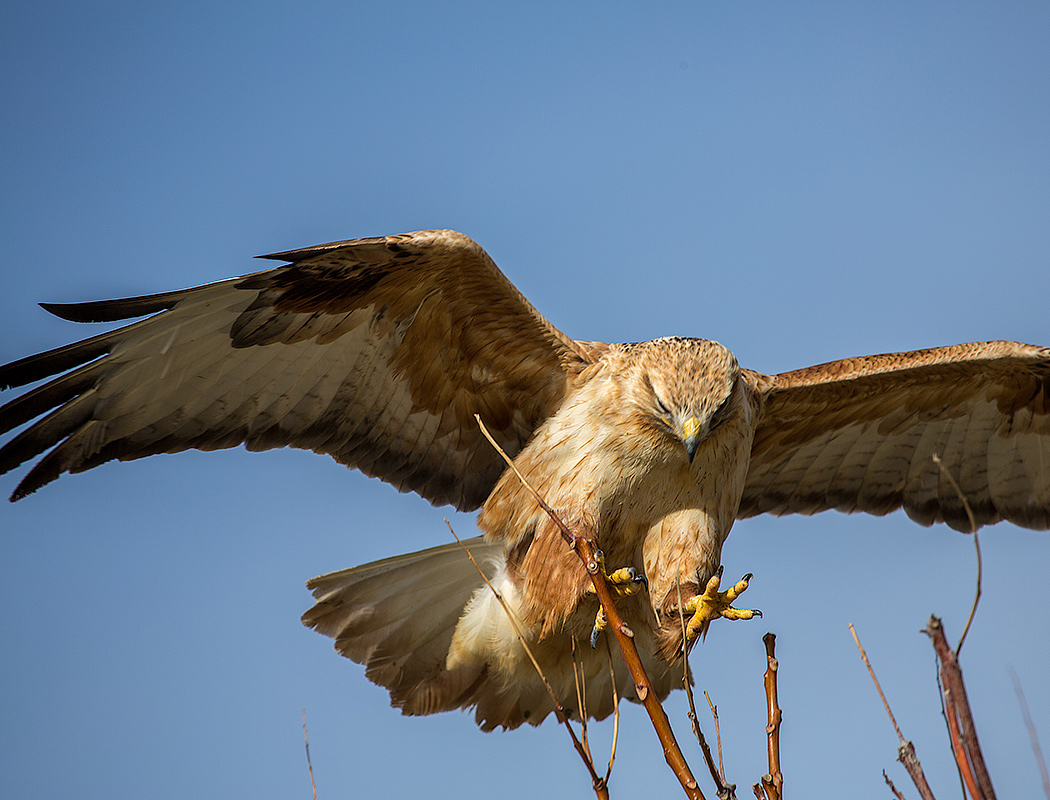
[0,230,594,508]
[739,341,1050,531]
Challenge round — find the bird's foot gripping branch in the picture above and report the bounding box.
[585,549,649,648]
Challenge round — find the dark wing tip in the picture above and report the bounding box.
[39,289,185,323]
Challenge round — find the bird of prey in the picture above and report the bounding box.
[2,229,1048,730]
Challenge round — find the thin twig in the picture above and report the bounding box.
[676,572,737,800]
[931,454,982,657]
[849,624,936,800]
[850,624,906,742]
[883,769,907,800]
[476,414,705,800]
[603,638,622,786]
[302,709,318,800]
[759,633,783,800]
[448,522,609,799]
[1008,666,1050,800]
[924,616,997,800]
[676,570,702,742]
[703,691,726,785]
[571,637,593,762]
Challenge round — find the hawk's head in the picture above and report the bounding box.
[621,337,741,463]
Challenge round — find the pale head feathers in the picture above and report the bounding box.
[605,338,742,463]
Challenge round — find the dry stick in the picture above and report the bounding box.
[602,641,622,786]
[849,624,936,800]
[757,633,783,800]
[924,617,997,800]
[703,691,727,785]
[676,572,738,800]
[475,415,705,800]
[571,637,593,764]
[930,454,982,657]
[883,770,907,800]
[302,709,318,800]
[448,523,610,799]
[1008,666,1050,800]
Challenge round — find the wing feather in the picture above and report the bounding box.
[0,230,595,507]
[741,341,1050,531]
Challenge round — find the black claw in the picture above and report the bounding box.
[742,572,753,582]
[590,626,601,649]
[625,567,648,588]
[715,564,724,578]
[753,609,763,618]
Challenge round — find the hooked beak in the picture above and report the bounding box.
[680,416,702,463]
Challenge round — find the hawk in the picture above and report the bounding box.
[2,229,1048,730]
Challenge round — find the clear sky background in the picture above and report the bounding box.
[2,3,1049,798]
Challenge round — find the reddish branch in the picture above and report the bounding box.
[754,633,783,800]
[924,616,997,800]
[476,416,704,799]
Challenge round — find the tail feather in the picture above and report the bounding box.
[304,536,497,665]
[304,537,506,723]
[303,536,676,730]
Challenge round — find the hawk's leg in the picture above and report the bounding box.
[679,566,762,643]
[586,550,648,648]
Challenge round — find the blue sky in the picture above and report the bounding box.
[2,2,1049,798]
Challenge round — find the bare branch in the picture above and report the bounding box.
[760,633,783,800]
[448,523,609,799]
[603,641,622,786]
[883,769,907,800]
[571,637,593,763]
[942,671,984,800]
[1008,667,1050,800]
[676,573,738,800]
[704,690,727,785]
[930,454,982,657]
[475,414,705,799]
[302,709,318,800]
[849,623,936,800]
[924,616,997,800]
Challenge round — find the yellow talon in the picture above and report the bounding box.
[586,550,648,648]
[682,566,762,642]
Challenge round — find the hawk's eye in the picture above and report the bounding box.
[709,393,732,432]
[654,395,672,416]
